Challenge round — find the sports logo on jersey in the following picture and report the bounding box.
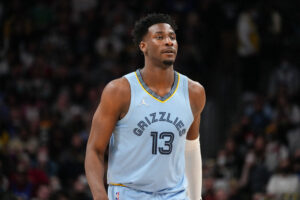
[115,192,119,200]
[139,98,149,106]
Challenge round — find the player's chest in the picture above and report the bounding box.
[130,95,192,137]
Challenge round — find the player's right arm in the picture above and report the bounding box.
[85,77,130,200]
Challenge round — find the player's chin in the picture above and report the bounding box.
[162,59,175,66]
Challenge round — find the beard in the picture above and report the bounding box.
[162,60,174,66]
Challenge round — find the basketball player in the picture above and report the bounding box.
[85,13,206,200]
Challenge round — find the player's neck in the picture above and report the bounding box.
[140,64,174,89]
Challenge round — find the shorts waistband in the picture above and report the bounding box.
[109,183,127,187]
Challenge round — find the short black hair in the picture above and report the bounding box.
[132,13,177,48]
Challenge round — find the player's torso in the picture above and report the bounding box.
[108,69,194,193]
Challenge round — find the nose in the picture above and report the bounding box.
[165,37,173,46]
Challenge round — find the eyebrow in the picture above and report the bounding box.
[154,31,176,34]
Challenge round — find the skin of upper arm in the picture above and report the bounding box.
[86,77,130,155]
[186,80,206,140]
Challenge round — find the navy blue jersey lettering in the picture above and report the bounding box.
[166,113,173,123]
[175,120,184,132]
[173,117,178,125]
[150,112,158,123]
[145,117,151,125]
[138,120,148,131]
[159,112,167,121]
[133,128,143,136]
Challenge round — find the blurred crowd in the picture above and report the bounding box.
[0,0,299,199]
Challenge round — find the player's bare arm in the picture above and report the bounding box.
[84,77,130,200]
[187,79,206,139]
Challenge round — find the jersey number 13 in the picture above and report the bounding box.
[151,132,174,155]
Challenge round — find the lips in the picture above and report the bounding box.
[161,49,176,54]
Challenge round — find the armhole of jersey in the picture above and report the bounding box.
[117,74,135,123]
[183,75,194,122]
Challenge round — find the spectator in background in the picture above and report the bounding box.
[266,158,300,199]
[292,149,300,180]
[264,136,289,172]
[247,95,272,135]
[33,184,51,200]
[268,55,300,102]
[237,3,261,92]
[256,2,282,62]
[202,176,216,200]
[10,163,33,200]
[239,136,270,195]
[214,188,229,200]
[272,94,300,153]
[70,175,89,200]
[215,138,242,179]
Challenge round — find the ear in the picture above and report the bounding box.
[139,41,147,54]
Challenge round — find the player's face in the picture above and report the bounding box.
[140,23,178,67]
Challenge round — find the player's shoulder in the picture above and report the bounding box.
[187,77,206,113]
[187,78,205,98]
[102,77,130,100]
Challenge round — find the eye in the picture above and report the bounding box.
[170,34,176,40]
[155,35,163,40]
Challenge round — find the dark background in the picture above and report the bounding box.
[0,0,300,199]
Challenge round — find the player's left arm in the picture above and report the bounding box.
[185,79,206,200]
